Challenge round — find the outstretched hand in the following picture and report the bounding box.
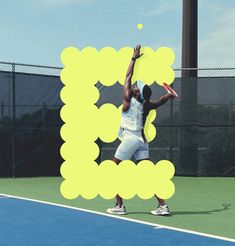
[133,45,143,59]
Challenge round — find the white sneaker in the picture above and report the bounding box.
[107,205,127,215]
[151,205,170,216]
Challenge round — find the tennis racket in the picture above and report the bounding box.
[163,83,178,97]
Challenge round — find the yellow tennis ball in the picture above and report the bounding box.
[137,23,143,30]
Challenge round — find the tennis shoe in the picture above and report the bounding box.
[151,204,170,216]
[107,204,127,215]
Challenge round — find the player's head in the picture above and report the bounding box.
[136,80,152,101]
[131,85,141,98]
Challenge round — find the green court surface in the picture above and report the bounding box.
[0,176,234,239]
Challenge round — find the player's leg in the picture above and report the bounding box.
[107,133,139,215]
[135,143,170,216]
[113,156,123,207]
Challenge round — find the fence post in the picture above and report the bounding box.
[229,101,232,124]
[170,85,173,162]
[12,63,16,177]
[43,102,46,131]
[1,102,4,120]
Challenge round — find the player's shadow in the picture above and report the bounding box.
[126,212,152,215]
[171,203,231,216]
[127,204,231,216]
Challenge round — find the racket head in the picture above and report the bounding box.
[163,83,178,97]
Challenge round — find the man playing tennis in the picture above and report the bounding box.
[107,45,177,216]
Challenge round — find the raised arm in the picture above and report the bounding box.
[149,93,174,110]
[122,45,143,112]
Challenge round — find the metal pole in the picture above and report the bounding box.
[1,102,4,120]
[229,101,232,124]
[43,102,46,131]
[170,85,173,162]
[12,63,16,177]
[180,0,198,176]
[182,0,198,77]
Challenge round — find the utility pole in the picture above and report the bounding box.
[180,0,198,175]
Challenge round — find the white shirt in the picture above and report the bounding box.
[119,97,144,142]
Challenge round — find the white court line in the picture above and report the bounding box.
[1,193,235,243]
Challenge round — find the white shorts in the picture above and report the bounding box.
[115,131,149,161]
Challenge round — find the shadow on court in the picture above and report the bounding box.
[127,204,231,216]
[167,203,231,216]
[126,212,152,215]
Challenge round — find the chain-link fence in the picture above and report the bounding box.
[0,62,235,177]
[0,62,63,177]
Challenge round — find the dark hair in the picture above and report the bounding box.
[143,85,152,101]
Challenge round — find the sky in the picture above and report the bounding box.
[1,0,235,68]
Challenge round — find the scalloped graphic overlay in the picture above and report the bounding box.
[60,46,176,200]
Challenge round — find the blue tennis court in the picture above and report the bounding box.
[0,194,234,246]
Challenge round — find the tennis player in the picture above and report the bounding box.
[107,45,177,216]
